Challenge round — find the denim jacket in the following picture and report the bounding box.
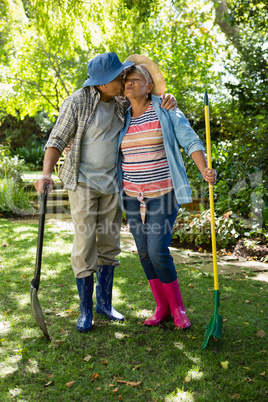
[117,95,205,205]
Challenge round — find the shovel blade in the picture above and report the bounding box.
[30,285,50,340]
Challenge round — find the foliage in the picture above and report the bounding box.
[10,144,45,169]
[182,138,267,233]
[0,155,27,180]
[0,0,267,228]
[182,149,209,200]
[0,146,33,215]
[0,178,34,216]
[209,140,267,232]
[227,0,268,31]
[0,0,221,118]
[0,113,51,149]
[173,208,242,248]
[0,218,267,401]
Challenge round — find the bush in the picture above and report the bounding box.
[10,144,45,170]
[173,208,242,248]
[0,147,34,216]
[182,150,209,199]
[182,139,267,233]
[0,178,34,216]
[0,155,28,180]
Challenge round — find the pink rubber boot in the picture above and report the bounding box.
[162,279,191,329]
[144,278,171,326]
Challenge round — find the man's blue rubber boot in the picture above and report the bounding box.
[95,265,124,321]
[76,275,94,332]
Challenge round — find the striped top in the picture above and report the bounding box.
[121,103,173,199]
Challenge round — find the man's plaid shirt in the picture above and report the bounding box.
[46,86,129,191]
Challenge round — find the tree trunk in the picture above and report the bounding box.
[211,0,243,53]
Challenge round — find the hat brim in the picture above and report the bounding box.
[83,60,133,87]
[124,55,165,96]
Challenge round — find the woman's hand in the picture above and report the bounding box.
[201,168,217,185]
[64,142,72,154]
[161,94,177,111]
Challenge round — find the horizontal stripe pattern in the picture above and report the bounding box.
[121,103,173,198]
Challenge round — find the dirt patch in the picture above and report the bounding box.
[231,239,268,261]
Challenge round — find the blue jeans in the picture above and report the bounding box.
[123,191,180,283]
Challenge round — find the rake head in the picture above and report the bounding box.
[202,290,223,349]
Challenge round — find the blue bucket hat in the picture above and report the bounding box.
[83,52,134,87]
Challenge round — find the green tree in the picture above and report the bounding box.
[0,0,221,119]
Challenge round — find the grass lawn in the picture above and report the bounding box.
[0,218,267,401]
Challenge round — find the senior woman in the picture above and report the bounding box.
[117,55,216,329]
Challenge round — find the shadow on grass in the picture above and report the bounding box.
[0,219,267,401]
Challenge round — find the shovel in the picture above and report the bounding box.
[202,91,223,349]
[30,185,50,340]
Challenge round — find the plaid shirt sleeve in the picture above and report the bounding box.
[45,96,78,154]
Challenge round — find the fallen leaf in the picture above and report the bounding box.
[97,387,101,390]
[231,394,240,399]
[83,355,92,362]
[128,381,142,387]
[221,361,229,369]
[184,375,191,382]
[243,322,249,325]
[244,377,254,382]
[223,319,228,322]
[132,365,141,371]
[66,381,75,387]
[91,373,100,382]
[47,373,53,378]
[117,380,142,387]
[245,300,250,303]
[256,330,265,338]
[243,367,251,370]
[260,372,266,376]
[188,284,195,287]
[112,387,119,393]
[44,381,53,387]
[109,384,116,387]
[118,396,122,400]
[54,340,63,347]
[101,360,108,366]
[192,336,197,340]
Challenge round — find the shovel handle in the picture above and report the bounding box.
[31,185,48,291]
[204,92,219,291]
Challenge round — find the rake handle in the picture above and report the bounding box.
[204,92,219,291]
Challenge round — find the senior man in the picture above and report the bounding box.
[35,52,176,333]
